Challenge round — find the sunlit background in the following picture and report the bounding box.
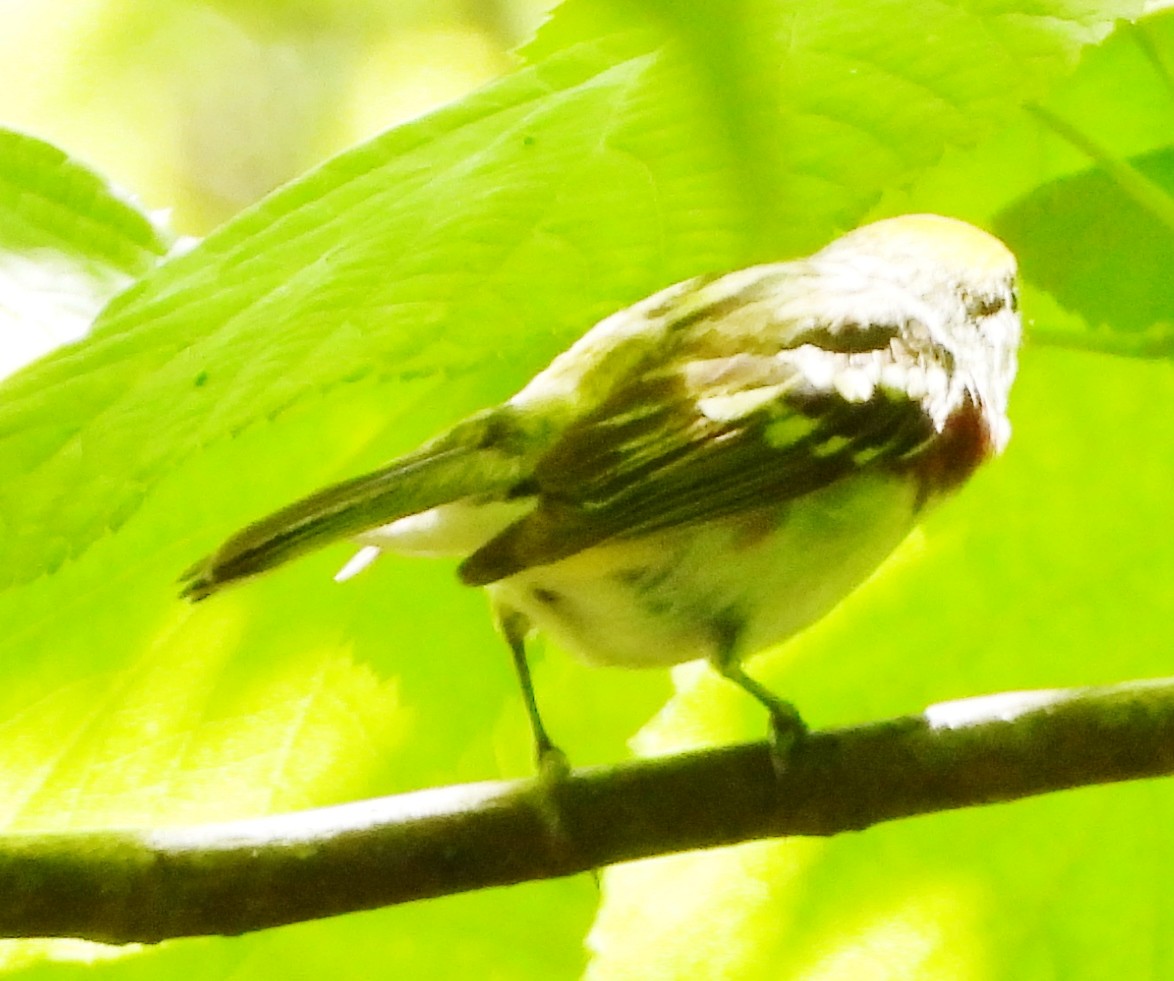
[0,0,556,233]
[0,1,1172,976]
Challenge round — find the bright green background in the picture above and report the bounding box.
[0,0,1171,977]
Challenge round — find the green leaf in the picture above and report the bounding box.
[886,7,1174,355]
[0,127,169,380]
[0,0,1136,588]
[1000,145,1174,340]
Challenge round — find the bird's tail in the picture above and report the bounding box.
[179,411,530,601]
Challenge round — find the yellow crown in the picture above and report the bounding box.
[824,214,1016,277]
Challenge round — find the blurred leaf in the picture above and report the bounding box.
[526,0,1133,250]
[0,127,169,380]
[992,9,1174,347]
[886,6,1174,354]
[999,146,1174,337]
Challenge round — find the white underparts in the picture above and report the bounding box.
[489,472,921,669]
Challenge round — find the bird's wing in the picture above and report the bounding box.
[459,336,940,586]
[180,409,532,600]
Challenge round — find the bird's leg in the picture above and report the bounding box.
[712,652,807,774]
[497,610,590,877]
[499,609,569,779]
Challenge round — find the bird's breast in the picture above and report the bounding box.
[489,472,922,669]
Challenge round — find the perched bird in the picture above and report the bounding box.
[181,214,1020,763]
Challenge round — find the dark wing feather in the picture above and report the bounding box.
[459,349,934,585]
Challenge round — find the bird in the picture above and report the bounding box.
[181,214,1021,765]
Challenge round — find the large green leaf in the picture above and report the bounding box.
[0,0,1133,588]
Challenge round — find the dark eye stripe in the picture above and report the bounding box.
[784,321,902,353]
[963,290,1009,319]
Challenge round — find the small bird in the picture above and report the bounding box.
[181,214,1020,764]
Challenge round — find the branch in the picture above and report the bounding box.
[3,678,1173,944]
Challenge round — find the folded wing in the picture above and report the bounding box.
[460,336,938,586]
